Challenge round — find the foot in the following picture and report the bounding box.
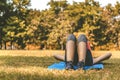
[65,61,73,70]
[76,61,85,69]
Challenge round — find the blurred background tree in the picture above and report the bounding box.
[0,0,120,50]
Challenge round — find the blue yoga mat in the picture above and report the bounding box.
[48,62,104,70]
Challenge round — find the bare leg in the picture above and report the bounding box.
[77,34,87,63]
[77,42,87,63]
[93,52,112,64]
[53,34,76,62]
[66,40,75,61]
[66,34,76,62]
[65,34,77,69]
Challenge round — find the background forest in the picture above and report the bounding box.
[0,0,120,50]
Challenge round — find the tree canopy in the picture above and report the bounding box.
[0,0,120,50]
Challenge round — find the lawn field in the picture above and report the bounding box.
[0,50,120,80]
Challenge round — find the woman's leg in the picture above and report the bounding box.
[77,34,87,63]
[65,34,76,62]
[76,34,94,70]
[77,34,88,68]
[93,52,112,64]
[65,34,76,69]
[53,34,76,62]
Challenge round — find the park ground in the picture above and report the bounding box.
[0,50,120,80]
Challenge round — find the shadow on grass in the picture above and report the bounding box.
[102,58,120,70]
[0,56,59,68]
[0,71,86,80]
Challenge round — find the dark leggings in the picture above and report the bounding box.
[66,34,93,66]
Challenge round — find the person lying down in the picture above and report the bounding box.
[53,34,112,70]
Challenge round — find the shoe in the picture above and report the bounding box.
[65,61,73,70]
[76,61,85,69]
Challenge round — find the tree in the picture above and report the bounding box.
[25,9,42,49]
[0,0,11,49]
[113,2,120,49]
[2,0,30,49]
[47,0,77,49]
[1,0,120,50]
[70,0,105,49]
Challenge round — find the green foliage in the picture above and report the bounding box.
[1,0,120,50]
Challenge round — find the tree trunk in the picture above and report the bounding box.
[117,33,120,50]
[4,41,6,50]
[0,28,2,49]
[0,42,2,49]
[61,43,65,50]
[116,32,119,50]
[10,41,13,50]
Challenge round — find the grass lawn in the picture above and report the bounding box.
[0,50,120,80]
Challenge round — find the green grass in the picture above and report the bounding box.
[0,50,120,80]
